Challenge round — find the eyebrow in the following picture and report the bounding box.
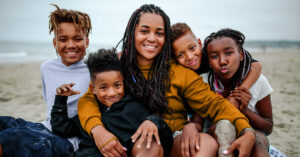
[140,25,164,31]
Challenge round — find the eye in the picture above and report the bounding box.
[115,84,122,88]
[176,53,184,59]
[156,31,164,37]
[190,45,196,51]
[100,86,107,90]
[58,38,67,42]
[140,30,148,34]
[74,38,83,42]
[225,51,233,56]
[210,54,218,59]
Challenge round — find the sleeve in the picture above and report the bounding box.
[256,74,273,101]
[77,84,103,136]
[50,95,80,137]
[40,64,47,103]
[182,69,252,135]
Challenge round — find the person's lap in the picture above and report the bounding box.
[0,116,73,157]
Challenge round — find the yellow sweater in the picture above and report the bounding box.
[78,61,251,136]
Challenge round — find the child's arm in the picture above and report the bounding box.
[50,83,80,137]
[239,61,262,89]
[240,95,273,135]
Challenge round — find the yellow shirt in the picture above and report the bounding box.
[78,60,251,136]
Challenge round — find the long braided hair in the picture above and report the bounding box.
[119,4,171,116]
[203,28,253,93]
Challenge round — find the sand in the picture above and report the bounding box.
[0,51,299,156]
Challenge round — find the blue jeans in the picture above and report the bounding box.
[0,116,73,157]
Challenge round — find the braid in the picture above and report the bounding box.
[203,28,252,92]
[120,4,171,116]
[49,4,92,37]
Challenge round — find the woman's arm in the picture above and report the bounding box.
[77,84,103,136]
[241,95,273,135]
[239,62,262,89]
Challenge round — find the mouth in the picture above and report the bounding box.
[187,57,199,66]
[65,51,78,58]
[143,44,157,51]
[220,67,229,74]
[107,96,120,103]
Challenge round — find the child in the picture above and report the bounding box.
[0,5,91,156]
[170,23,262,156]
[202,28,273,156]
[78,4,256,157]
[51,49,173,157]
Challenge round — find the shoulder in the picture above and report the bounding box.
[41,58,61,70]
[249,74,273,98]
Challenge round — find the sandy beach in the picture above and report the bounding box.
[0,50,299,156]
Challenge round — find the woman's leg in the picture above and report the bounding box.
[131,138,163,157]
[169,133,218,157]
[251,130,270,157]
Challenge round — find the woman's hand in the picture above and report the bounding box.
[131,120,161,149]
[223,130,255,157]
[56,83,80,96]
[230,87,251,112]
[181,123,200,157]
[91,125,127,157]
[227,95,240,109]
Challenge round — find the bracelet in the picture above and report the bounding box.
[240,128,256,137]
[99,136,118,150]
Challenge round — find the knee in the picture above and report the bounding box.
[215,120,236,146]
[131,140,163,157]
[200,133,218,151]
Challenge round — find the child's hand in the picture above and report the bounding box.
[181,123,201,157]
[56,83,80,96]
[131,120,161,149]
[227,96,240,109]
[230,87,251,112]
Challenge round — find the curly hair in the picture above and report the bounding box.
[49,4,92,37]
[85,48,121,84]
[203,28,253,93]
[171,22,196,42]
[119,4,171,115]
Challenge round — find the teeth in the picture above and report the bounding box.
[66,52,77,55]
[144,45,156,50]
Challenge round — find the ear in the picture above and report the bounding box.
[239,49,244,61]
[197,38,202,49]
[85,37,89,48]
[91,83,96,95]
[53,38,56,48]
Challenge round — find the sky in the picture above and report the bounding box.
[0,0,299,45]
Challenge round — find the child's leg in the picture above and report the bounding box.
[131,138,163,157]
[214,120,236,157]
[169,133,218,157]
[251,130,270,157]
[0,116,27,131]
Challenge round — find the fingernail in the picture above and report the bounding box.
[137,145,140,148]
[123,147,127,151]
[147,145,150,149]
[223,150,229,154]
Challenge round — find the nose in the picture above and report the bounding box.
[186,52,193,61]
[219,54,227,66]
[66,40,76,48]
[147,32,156,43]
[107,87,116,97]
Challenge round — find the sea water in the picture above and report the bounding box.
[0,41,115,63]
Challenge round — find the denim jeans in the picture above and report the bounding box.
[0,116,73,157]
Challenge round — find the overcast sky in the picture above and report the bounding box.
[1,0,299,45]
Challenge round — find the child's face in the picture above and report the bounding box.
[134,13,165,65]
[172,33,202,71]
[206,37,243,80]
[92,71,124,107]
[53,22,89,66]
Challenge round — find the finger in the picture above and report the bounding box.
[146,130,154,149]
[131,127,142,143]
[115,141,127,156]
[56,88,61,94]
[137,129,147,148]
[70,82,76,87]
[153,130,161,145]
[182,139,190,157]
[223,142,238,155]
[196,133,200,150]
[71,90,81,95]
[65,84,73,91]
[190,137,196,157]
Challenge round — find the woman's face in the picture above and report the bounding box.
[206,37,243,80]
[134,13,165,65]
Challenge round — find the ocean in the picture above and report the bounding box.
[0,41,299,63]
[0,41,115,63]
